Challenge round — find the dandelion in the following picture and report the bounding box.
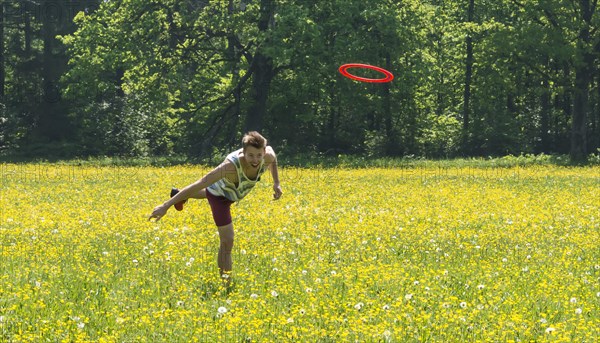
[250,294,258,299]
[354,302,364,310]
[383,330,391,339]
[301,270,307,275]
[443,303,451,309]
[271,290,278,297]
[540,318,547,324]
[383,304,390,311]
[413,280,420,286]
[477,304,484,310]
[545,327,556,334]
[477,284,485,290]
[405,294,413,300]
[460,302,467,309]
[176,301,184,307]
[218,306,227,314]
[330,270,337,276]
[569,297,577,304]
[575,308,582,315]
[287,317,294,324]
[132,259,139,264]
[116,317,125,325]
[0,316,5,323]
[305,288,313,293]
[299,309,306,315]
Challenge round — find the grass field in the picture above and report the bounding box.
[1,163,599,342]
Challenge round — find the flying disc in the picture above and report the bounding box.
[338,63,394,83]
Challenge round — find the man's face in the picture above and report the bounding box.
[243,146,265,168]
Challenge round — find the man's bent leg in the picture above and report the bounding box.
[188,188,207,199]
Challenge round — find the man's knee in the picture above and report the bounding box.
[218,224,234,250]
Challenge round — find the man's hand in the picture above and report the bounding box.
[148,204,169,222]
[273,183,283,200]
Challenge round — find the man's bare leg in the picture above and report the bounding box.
[188,188,207,199]
[217,222,234,286]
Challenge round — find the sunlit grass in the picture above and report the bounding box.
[1,163,599,342]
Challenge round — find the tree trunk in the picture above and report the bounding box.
[0,2,4,101]
[570,0,593,163]
[540,66,550,153]
[244,0,275,133]
[383,53,395,155]
[462,0,474,152]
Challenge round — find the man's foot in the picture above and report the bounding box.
[170,188,187,211]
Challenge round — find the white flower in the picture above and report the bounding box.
[250,293,258,299]
[477,304,484,310]
[383,330,391,338]
[575,308,582,315]
[116,317,125,324]
[354,302,364,310]
[301,270,307,275]
[217,306,227,314]
[77,322,85,329]
[597,292,600,297]
[477,284,485,290]
[271,290,278,297]
[502,258,508,263]
[405,294,413,300]
[539,318,547,324]
[299,309,306,315]
[176,301,184,307]
[383,304,390,311]
[287,317,294,324]
[545,327,556,334]
[442,303,451,309]
[570,297,577,304]
[241,249,247,255]
[0,316,5,323]
[460,302,467,309]
[102,251,109,256]
[413,281,420,286]
[330,271,337,276]
[132,259,139,264]
[305,288,313,293]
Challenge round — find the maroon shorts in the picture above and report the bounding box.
[206,190,235,227]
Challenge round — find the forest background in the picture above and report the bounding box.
[0,0,599,163]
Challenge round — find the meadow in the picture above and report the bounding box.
[1,162,599,342]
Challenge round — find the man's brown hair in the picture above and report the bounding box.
[242,131,267,150]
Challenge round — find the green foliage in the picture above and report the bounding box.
[0,0,598,160]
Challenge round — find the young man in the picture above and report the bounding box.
[148,131,282,284]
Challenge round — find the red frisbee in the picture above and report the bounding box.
[339,63,394,83]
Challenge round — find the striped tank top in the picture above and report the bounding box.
[207,149,267,202]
